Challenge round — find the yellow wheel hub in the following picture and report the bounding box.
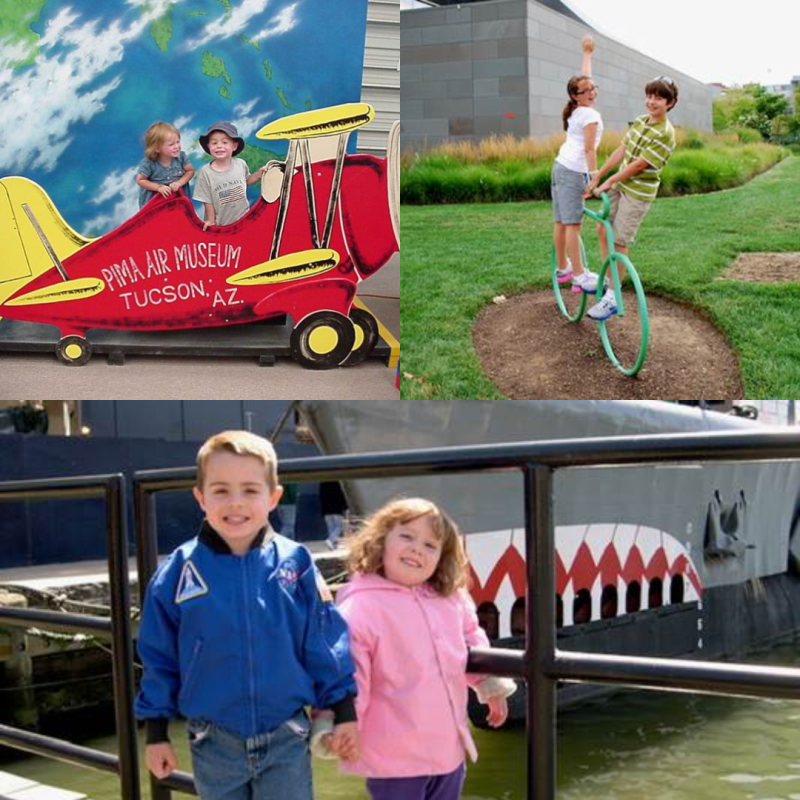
[308,325,338,355]
[65,343,83,360]
[352,325,364,351]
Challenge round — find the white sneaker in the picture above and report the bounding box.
[571,270,598,294]
[587,288,618,321]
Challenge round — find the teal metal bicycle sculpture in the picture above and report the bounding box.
[550,192,649,377]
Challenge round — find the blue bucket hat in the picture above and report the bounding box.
[199,121,245,156]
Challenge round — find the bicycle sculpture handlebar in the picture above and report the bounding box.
[581,190,611,223]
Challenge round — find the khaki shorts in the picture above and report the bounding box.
[607,186,652,247]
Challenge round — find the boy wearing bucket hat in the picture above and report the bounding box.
[194,121,267,228]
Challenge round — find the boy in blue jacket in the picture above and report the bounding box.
[135,430,358,798]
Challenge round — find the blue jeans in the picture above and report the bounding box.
[325,514,343,544]
[188,711,313,800]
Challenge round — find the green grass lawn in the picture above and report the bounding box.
[400,156,800,398]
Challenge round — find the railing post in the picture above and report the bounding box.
[525,465,556,800]
[106,475,141,800]
[134,483,161,604]
[135,480,173,800]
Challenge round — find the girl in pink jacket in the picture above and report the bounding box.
[334,497,516,800]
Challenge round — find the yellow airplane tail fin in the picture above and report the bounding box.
[0,176,94,313]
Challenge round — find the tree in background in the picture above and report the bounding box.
[713,84,792,141]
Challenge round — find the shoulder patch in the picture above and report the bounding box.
[276,558,301,593]
[175,561,208,604]
[315,568,333,604]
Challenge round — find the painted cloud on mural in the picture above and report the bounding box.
[0,0,368,234]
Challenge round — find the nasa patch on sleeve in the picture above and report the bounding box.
[276,558,301,593]
[175,561,209,604]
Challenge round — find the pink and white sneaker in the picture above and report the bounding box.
[571,270,599,294]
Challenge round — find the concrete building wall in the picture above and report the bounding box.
[401,0,531,148]
[360,0,400,155]
[401,0,714,150]
[526,1,712,136]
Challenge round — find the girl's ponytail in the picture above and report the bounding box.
[562,98,578,131]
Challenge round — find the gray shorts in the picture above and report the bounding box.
[551,161,588,225]
[607,185,653,247]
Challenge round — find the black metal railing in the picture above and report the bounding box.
[133,469,197,800]
[134,428,800,800]
[0,475,140,800]
[4,428,800,800]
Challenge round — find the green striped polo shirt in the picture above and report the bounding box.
[618,114,676,203]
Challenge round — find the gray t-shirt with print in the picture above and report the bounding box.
[137,151,191,208]
[193,158,251,226]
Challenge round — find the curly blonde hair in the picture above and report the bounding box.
[143,121,180,161]
[346,497,469,596]
[196,430,278,489]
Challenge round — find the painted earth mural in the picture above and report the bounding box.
[0,0,369,234]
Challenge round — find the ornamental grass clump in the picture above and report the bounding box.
[401,129,787,205]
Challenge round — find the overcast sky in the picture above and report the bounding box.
[564,0,797,86]
[401,1,799,87]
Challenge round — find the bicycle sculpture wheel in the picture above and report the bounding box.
[550,237,588,323]
[550,192,649,377]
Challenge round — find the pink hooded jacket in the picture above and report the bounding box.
[336,572,490,778]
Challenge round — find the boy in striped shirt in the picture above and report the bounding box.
[584,77,679,320]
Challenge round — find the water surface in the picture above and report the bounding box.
[5,642,800,800]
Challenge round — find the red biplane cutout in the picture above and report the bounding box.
[0,103,399,369]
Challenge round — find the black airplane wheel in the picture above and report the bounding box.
[56,335,92,366]
[340,307,379,366]
[290,311,356,370]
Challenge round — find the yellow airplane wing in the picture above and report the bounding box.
[256,103,374,140]
[227,249,339,285]
[5,277,105,306]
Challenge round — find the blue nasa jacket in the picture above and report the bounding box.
[135,521,356,742]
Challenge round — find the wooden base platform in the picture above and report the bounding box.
[0,312,392,367]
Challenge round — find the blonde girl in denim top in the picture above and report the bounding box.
[135,121,194,208]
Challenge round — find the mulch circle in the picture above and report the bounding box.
[472,290,744,399]
[722,252,800,283]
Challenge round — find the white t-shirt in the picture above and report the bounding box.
[556,106,603,174]
[193,158,251,226]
